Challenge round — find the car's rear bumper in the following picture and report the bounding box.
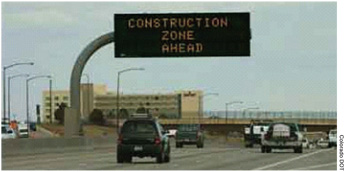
[19,134,29,138]
[176,139,199,144]
[117,144,162,158]
[262,140,302,148]
[244,135,262,144]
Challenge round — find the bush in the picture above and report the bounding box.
[54,103,67,124]
[89,109,105,125]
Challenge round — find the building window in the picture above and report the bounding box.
[45,97,50,101]
[55,96,59,101]
[63,96,68,101]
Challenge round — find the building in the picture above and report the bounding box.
[42,84,202,123]
[41,84,107,123]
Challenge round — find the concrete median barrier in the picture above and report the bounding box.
[2,136,116,156]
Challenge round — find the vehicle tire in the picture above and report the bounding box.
[245,142,253,148]
[124,155,132,163]
[117,152,123,163]
[294,146,302,153]
[261,146,266,153]
[156,151,164,163]
[197,142,203,148]
[179,143,183,148]
[299,146,303,153]
[266,147,272,153]
[164,150,170,163]
[176,142,181,148]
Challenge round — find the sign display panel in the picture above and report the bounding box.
[114,13,251,57]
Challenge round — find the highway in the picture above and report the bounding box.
[2,139,337,170]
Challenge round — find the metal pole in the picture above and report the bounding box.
[225,103,228,124]
[7,77,10,122]
[49,79,52,123]
[26,79,29,132]
[3,68,6,122]
[116,72,120,134]
[198,95,201,124]
[3,62,34,123]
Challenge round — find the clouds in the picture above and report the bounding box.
[3,4,75,30]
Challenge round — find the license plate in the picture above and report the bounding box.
[134,146,143,151]
[185,139,190,142]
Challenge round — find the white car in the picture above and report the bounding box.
[302,138,310,149]
[328,129,337,147]
[2,126,17,139]
[316,138,329,148]
[167,129,177,138]
[17,124,29,138]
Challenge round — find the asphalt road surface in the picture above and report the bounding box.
[2,139,337,170]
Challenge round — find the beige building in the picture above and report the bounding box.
[94,90,203,119]
[41,84,107,123]
[42,84,202,123]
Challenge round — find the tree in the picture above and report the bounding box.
[54,103,67,124]
[119,109,129,119]
[89,109,105,125]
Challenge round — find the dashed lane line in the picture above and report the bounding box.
[289,162,337,170]
[252,148,334,170]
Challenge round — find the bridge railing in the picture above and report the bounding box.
[157,117,337,125]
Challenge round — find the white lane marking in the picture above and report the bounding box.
[290,162,336,170]
[253,149,334,170]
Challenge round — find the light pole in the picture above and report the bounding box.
[3,62,34,122]
[225,101,243,123]
[26,75,51,133]
[116,68,145,133]
[82,74,91,120]
[198,93,219,119]
[8,74,30,122]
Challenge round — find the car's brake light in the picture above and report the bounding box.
[118,134,123,144]
[154,137,161,145]
[264,131,271,140]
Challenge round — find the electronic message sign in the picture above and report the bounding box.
[114,13,250,57]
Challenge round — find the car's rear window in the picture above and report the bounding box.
[178,124,199,131]
[121,121,156,134]
[20,129,28,133]
[330,130,337,135]
[2,127,7,134]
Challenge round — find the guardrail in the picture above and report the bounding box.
[158,118,337,125]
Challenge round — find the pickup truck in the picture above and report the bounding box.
[244,120,271,147]
[261,122,303,153]
[176,124,204,148]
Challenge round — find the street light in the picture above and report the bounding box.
[82,73,91,120]
[3,62,34,122]
[198,93,219,119]
[116,67,145,133]
[26,75,51,132]
[225,101,243,123]
[8,74,30,122]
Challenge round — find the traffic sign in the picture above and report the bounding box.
[114,13,251,57]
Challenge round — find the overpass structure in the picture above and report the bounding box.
[157,118,337,133]
[158,118,337,126]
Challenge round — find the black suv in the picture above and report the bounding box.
[117,114,170,163]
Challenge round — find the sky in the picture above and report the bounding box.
[1,2,337,122]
